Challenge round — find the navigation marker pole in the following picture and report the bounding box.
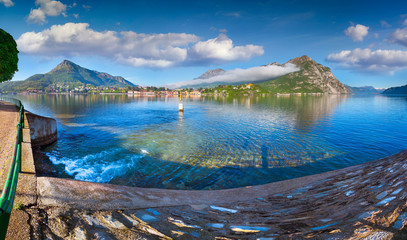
[179,92,184,112]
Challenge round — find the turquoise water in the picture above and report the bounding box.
[9,94,407,190]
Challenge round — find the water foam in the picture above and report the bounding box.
[47,148,143,183]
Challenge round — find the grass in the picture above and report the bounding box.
[14,202,25,210]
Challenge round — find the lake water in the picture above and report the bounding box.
[9,94,407,190]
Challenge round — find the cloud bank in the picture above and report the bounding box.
[328,21,407,74]
[167,63,299,88]
[0,0,13,7]
[17,23,264,68]
[27,0,67,24]
[344,24,369,42]
[327,48,407,73]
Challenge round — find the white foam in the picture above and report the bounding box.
[46,149,143,183]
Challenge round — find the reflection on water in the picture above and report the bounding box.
[8,93,407,190]
[203,94,348,132]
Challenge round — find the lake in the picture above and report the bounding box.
[8,93,407,190]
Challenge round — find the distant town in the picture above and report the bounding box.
[1,83,281,97]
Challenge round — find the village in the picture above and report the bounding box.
[2,83,266,97]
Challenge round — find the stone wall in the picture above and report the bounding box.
[25,112,57,148]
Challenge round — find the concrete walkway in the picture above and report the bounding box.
[0,101,18,185]
[0,101,37,239]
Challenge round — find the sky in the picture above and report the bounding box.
[1,0,407,88]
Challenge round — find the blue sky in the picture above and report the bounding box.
[1,0,407,88]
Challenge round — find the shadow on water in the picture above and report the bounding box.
[106,149,351,190]
[261,145,269,168]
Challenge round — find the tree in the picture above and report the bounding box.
[0,28,18,83]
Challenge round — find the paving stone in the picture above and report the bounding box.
[362,231,393,240]
[99,213,127,229]
[168,217,201,229]
[73,226,87,240]
[48,216,69,238]
[83,214,105,228]
[94,232,115,240]
[133,210,158,222]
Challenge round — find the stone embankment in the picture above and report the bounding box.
[25,112,57,148]
[1,101,407,239]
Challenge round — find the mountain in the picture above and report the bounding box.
[258,56,350,94]
[382,84,407,95]
[186,56,349,94]
[196,68,225,79]
[0,60,135,92]
[345,85,384,94]
[179,68,227,88]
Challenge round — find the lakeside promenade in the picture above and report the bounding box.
[1,100,407,239]
[0,101,17,186]
[0,101,37,239]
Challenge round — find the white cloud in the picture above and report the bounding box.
[224,12,241,18]
[27,9,46,23]
[380,20,391,28]
[390,27,407,47]
[167,64,299,88]
[18,23,126,56]
[188,34,264,64]
[327,48,407,73]
[0,0,14,7]
[17,23,264,68]
[27,0,67,24]
[344,24,369,42]
[209,27,228,33]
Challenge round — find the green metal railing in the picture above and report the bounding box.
[0,97,24,239]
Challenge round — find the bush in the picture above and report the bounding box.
[0,28,19,83]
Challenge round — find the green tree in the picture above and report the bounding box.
[0,28,18,83]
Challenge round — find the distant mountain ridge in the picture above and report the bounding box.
[196,68,225,79]
[0,60,135,92]
[345,85,384,94]
[382,84,407,95]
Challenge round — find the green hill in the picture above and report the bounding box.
[0,60,136,92]
[258,56,349,94]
